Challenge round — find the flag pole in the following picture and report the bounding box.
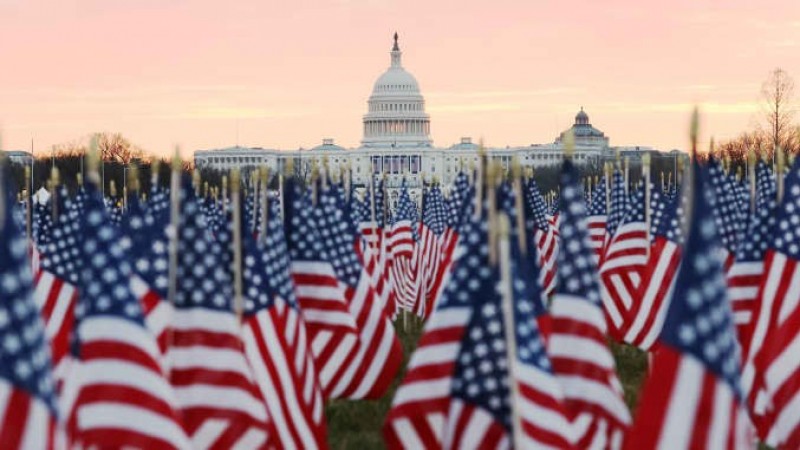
[624,156,630,196]
[259,167,269,243]
[776,146,785,204]
[50,167,60,223]
[0,152,6,229]
[231,169,244,320]
[497,212,522,449]
[604,162,611,216]
[747,149,757,214]
[511,157,526,255]
[167,148,181,362]
[24,165,32,239]
[642,152,651,257]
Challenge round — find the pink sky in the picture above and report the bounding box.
[1,0,799,157]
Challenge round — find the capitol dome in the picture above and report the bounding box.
[361,33,432,148]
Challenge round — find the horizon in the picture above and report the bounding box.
[1,0,799,157]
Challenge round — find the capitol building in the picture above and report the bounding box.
[194,34,659,193]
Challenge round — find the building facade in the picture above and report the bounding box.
[194,34,667,196]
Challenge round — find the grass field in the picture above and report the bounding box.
[326,314,649,449]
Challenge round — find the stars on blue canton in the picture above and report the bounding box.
[123,196,170,299]
[661,166,742,397]
[648,187,665,239]
[556,160,602,305]
[653,191,685,245]
[606,170,627,236]
[524,179,549,231]
[447,172,474,231]
[771,155,800,259]
[511,243,553,375]
[439,217,490,309]
[620,185,646,227]
[422,186,447,236]
[350,191,365,232]
[32,200,53,248]
[449,230,510,429]
[393,185,419,242]
[588,175,608,217]
[244,199,299,316]
[708,160,745,254]
[373,179,387,228]
[314,188,363,287]
[0,196,58,415]
[41,192,86,285]
[284,180,331,264]
[175,185,233,311]
[549,192,560,217]
[75,185,145,334]
[735,162,777,263]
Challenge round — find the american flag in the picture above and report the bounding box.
[621,188,684,350]
[726,161,776,360]
[604,170,627,252]
[0,191,59,449]
[241,198,329,450]
[167,186,273,449]
[548,160,631,449]
[122,194,172,356]
[524,178,559,296]
[508,236,575,449]
[708,160,746,271]
[587,175,608,266]
[624,165,752,449]
[63,184,189,449]
[383,216,485,449]
[33,189,85,389]
[600,187,648,339]
[388,184,420,312]
[742,156,800,446]
[313,186,403,399]
[283,180,360,398]
[415,185,449,317]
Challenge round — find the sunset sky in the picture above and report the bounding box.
[1,0,799,157]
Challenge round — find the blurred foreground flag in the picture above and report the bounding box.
[0,184,59,449]
[624,165,752,449]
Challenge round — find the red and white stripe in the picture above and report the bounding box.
[726,260,764,360]
[754,302,800,448]
[167,308,272,449]
[413,224,442,317]
[328,270,403,400]
[624,348,752,449]
[742,251,800,439]
[290,260,360,398]
[515,359,576,448]
[32,270,77,385]
[599,220,649,338]
[548,293,631,448]
[383,307,470,449]
[536,216,560,296]
[387,219,419,312]
[63,316,191,449]
[0,382,58,450]
[130,275,173,357]
[621,239,682,351]
[587,215,607,266]
[242,299,328,450]
[442,400,509,449]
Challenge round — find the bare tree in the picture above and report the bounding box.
[761,68,795,157]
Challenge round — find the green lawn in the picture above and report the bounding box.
[326,315,649,449]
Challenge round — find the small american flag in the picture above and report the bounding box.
[415,185,449,317]
[549,160,631,449]
[241,198,329,450]
[742,156,800,446]
[624,165,752,449]
[168,185,273,449]
[587,176,608,266]
[64,183,190,449]
[314,186,403,399]
[524,178,559,297]
[726,161,776,361]
[388,184,420,312]
[284,180,360,398]
[621,188,684,350]
[0,192,59,449]
[708,160,746,271]
[383,216,486,449]
[600,186,648,339]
